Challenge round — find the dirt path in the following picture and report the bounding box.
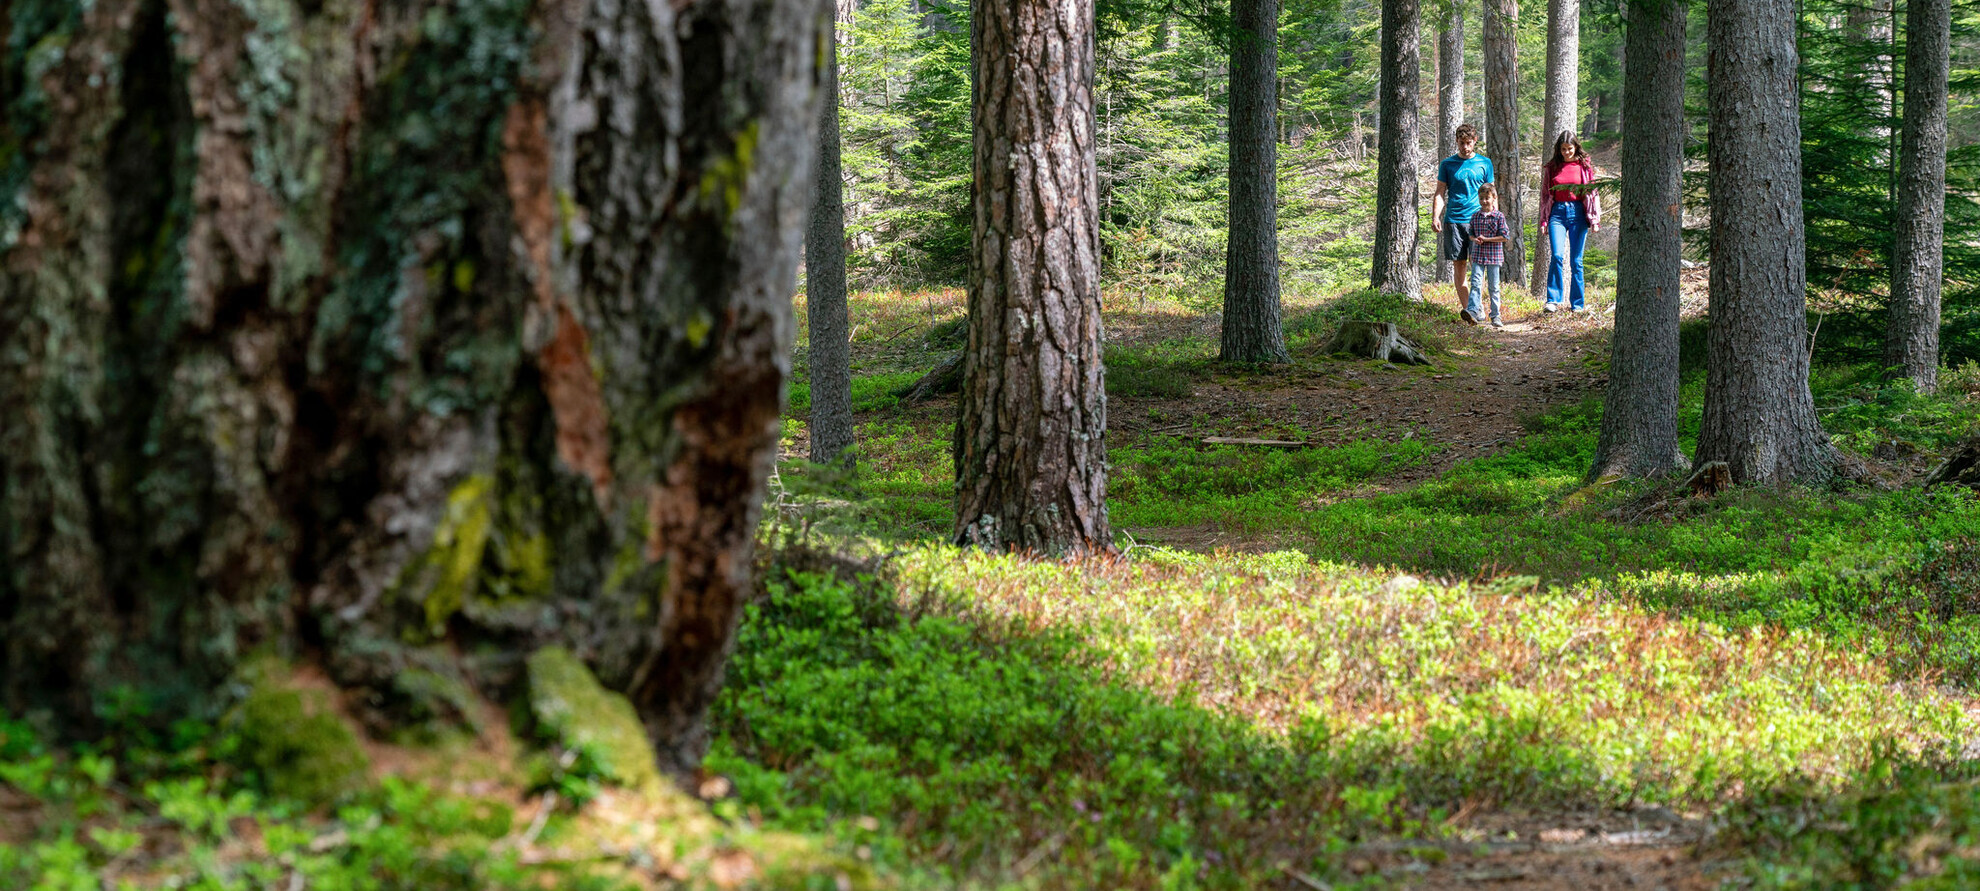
[1326,804,1725,890]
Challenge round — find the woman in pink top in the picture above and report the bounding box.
[1539,130,1602,312]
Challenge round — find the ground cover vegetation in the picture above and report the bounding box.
[762,278,1980,886]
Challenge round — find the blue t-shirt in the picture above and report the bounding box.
[1437,154,1495,225]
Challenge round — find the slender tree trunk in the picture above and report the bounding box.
[1484,0,1524,284]
[808,3,855,464]
[1885,0,1949,391]
[0,0,826,772]
[954,0,1111,555]
[1531,0,1579,287]
[1697,0,1836,484]
[1436,0,1466,286]
[1590,0,1687,481]
[1223,0,1291,363]
[1372,0,1424,298]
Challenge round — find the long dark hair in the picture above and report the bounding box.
[1546,130,1587,174]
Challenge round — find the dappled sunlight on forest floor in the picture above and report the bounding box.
[759,285,1980,886]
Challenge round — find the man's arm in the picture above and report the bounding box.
[1431,182,1448,232]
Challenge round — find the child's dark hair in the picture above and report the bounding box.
[1478,183,1498,202]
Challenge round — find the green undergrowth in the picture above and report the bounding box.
[0,683,914,890]
[1725,760,1980,888]
[711,546,1974,888]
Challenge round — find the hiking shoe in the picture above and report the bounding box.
[1460,308,1479,325]
[1543,303,1561,313]
[1570,305,1590,314]
[1491,317,1504,328]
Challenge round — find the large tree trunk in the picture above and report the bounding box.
[954,0,1111,554]
[1697,0,1837,484]
[1436,0,1466,286]
[1222,0,1291,363]
[0,0,825,774]
[1530,0,1579,288]
[1589,0,1687,481]
[808,2,856,463]
[1371,0,1424,298]
[1885,0,1949,392]
[1484,0,1524,284]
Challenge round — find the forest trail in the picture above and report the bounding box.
[1118,271,1714,555]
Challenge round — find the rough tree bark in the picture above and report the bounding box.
[808,0,856,463]
[1483,0,1524,284]
[1222,0,1290,363]
[1885,0,1949,392]
[953,0,1111,554]
[1589,0,1687,481]
[0,0,826,774]
[1530,0,1578,287]
[1436,0,1466,286]
[1371,0,1424,298]
[1697,0,1837,484]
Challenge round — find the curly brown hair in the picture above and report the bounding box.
[1454,123,1480,145]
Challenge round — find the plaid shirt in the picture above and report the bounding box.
[1469,210,1508,266]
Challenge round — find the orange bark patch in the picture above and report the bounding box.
[503,99,614,506]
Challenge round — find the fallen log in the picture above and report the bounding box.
[1322,320,1431,366]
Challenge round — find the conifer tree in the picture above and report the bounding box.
[954,0,1112,553]
[1372,0,1424,298]
[1886,0,1950,391]
[1590,0,1687,481]
[1223,0,1292,362]
[1696,0,1838,484]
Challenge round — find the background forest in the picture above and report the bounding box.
[829,0,1980,364]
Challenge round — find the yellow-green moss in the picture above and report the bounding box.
[399,473,494,635]
[525,647,660,790]
[230,667,371,807]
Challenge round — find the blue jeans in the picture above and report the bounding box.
[1546,201,1590,309]
[1467,263,1503,321]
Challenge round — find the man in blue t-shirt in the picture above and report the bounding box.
[1432,124,1495,320]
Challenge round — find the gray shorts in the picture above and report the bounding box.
[1440,219,1473,262]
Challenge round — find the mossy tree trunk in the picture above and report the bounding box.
[0,0,827,776]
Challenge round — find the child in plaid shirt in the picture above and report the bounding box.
[1464,184,1508,328]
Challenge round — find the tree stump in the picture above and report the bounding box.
[898,353,964,403]
[1686,460,1734,497]
[1925,433,1980,491]
[1323,320,1432,366]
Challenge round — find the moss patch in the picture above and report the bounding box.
[525,647,659,790]
[230,667,371,808]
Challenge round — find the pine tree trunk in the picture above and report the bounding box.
[0,0,826,774]
[1531,0,1579,288]
[1590,0,1687,481]
[954,0,1111,555]
[1697,0,1837,484]
[1222,0,1291,363]
[1885,0,1949,392]
[808,5,856,463]
[1484,0,1524,284]
[1436,0,1466,286]
[1372,0,1424,298]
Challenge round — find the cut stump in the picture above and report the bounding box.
[1925,433,1980,491]
[1324,320,1431,366]
[897,353,963,404]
